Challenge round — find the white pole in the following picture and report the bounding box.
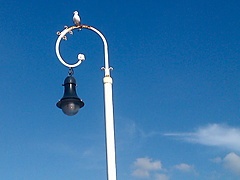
[88,26,117,180]
[103,76,117,180]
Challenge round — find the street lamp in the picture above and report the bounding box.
[55,11,117,180]
[56,70,84,116]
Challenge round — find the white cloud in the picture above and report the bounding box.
[211,152,240,176]
[134,157,162,171]
[174,163,194,172]
[132,168,150,178]
[132,157,162,178]
[223,152,240,175]
[155,173,169,180]
[131,158,199,179]
[165,124,240,151]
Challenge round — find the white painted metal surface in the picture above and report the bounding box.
[103,76,116,180]
[55,26,83,68]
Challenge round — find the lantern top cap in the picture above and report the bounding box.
[64,76,76,84]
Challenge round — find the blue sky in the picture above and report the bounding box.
[0,0,240,179]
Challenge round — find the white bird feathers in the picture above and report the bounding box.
[73,11,81,26]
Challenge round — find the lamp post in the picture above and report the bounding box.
[55,11,117,180]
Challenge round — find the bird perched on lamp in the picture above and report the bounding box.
[73,11,81,26]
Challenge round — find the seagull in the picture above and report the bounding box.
[73,11,81,26]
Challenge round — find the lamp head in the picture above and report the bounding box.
[56,75,84,116]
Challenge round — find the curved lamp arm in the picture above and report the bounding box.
[55,25,112,77]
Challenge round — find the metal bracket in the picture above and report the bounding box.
[55,26,85,68]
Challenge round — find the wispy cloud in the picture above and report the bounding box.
[211,157,222,163]
[165,124,240,151]
[116,118,163,141]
